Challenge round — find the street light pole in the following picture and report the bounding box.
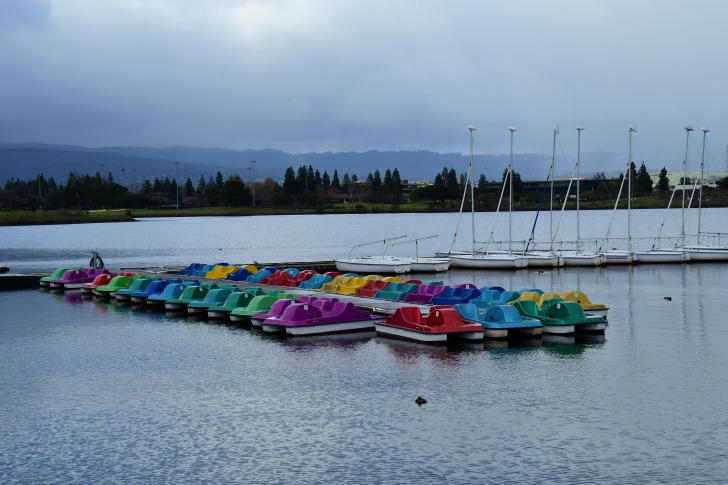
[173,161,180,210]
[250,160,256,208]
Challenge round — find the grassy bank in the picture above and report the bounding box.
[3,192,728,226]
[0,209,135,226]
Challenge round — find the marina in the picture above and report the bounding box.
[3,212,728,483]
[3,260,728,483]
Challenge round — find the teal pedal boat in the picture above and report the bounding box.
[207,291,257,319]
[114,276,161,301]
[453,303,542,339]
[164,283,218,311]
[187,288,237,316]
[512,299,607,335]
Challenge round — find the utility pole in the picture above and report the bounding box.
[250,160,256,208]
[173,161,180,210]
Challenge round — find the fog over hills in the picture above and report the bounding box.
[0,143,626,187]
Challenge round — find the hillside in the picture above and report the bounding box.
[0,143,625,187]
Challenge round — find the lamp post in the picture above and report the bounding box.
[250,160,256,208]
[173,161,180,210]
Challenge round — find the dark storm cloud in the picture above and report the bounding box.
[1,0,726,175]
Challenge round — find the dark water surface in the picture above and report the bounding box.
[3,262,728,483]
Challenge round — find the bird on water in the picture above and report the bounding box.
[415,396,427,405]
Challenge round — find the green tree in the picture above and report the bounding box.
[282,166,297,194]
[221,174,250,207]
[391,168,402,200]
[501,169,523,195]
[341,173,350,192]
[635,162,653,195]
[657,167,670,193]
[322,171,330,192]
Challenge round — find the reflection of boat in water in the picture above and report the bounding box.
[280,330,377,349]
[542,334,577,346]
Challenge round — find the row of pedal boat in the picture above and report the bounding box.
[39,263,609,344]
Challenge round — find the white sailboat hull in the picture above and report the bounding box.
[559,251,604,267]
[600,250,635,265]
[523,252,563,267]
[407,258,451,272]
[334,258,411,274]
[634,250,689,264]
[684,247,728,262]
[449,254,528,269]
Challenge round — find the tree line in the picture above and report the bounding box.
[0,164,404,210]
[2,160,726,211]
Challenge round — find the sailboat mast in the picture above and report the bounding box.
[468,125,477,255]
[698,127,710,245]
[575,125,584,250]
[628,125,636,253]
[682,125,694,246]
[551,125,558,250]
[508,126,517,254]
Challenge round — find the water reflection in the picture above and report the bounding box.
[279,331,376,350]
[378,338,467,366]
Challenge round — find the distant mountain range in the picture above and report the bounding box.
[0,143,625,187]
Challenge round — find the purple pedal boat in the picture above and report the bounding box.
[261,298,386,336]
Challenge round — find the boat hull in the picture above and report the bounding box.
[512,327,543,337]
[285,320,381,336]
[374,322,483,343]
[164,302,187,311]
[207,310,231,319]
[575,322,607,333]
[600,251,635,265]
[684,248,728,262]
[61,282,89,290]
[559,252,604,266]
[408,259,451,272]
[229,314,251,323]
[634,250,689,264]
[186,306,209,315]
[334,258,411,274]
[541,324,575,335]
[523,253,563,267]
[449,254,528,269]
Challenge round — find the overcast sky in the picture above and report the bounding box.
[1,0,726,173]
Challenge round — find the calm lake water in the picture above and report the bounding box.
[2,211,728,483]
[1,207,726,273]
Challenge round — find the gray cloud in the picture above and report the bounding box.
[1,0,726,175]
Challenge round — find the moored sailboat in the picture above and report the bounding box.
[559,125,604,266]
[634,125,694,263]
[599,125,638,265]
[449,125,528,270]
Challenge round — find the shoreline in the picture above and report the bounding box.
[3,197,726,227]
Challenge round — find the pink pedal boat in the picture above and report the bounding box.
[375,306,484,344]
[261,298,386,336]
[51,268,110,290]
